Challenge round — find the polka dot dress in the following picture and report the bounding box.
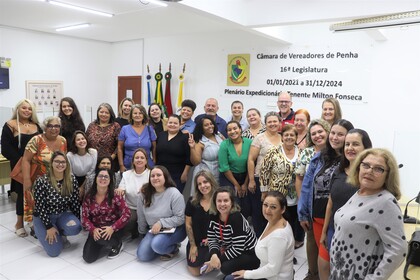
[329,190,407,279]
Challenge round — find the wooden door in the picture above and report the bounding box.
[118,76,142,106]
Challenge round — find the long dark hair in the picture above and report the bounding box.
[87,168,115,206]
[69,130,93,154]
[320,119,354,172]
[192,115,218,143]
[95,154,113,173]
[59,97,85,139]
[141,165,176,208]
[339,129,372,172]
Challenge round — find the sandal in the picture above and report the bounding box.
[160,248,179,261]
[15,227,28,237]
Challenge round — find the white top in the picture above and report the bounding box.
[244,222,295,280]
[118,168,150,209]
[67,148,97,177]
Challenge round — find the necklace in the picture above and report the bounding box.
[19,121,31,127]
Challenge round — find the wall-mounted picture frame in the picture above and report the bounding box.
[26,80,63,112]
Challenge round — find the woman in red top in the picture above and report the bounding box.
[82,168,131,263]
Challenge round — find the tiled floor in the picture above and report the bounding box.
[0,189,309,280]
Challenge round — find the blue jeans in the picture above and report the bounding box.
[137,225,186,262]
[33,212,82,257]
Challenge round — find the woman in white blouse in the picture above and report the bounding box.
[116,148,150,239]
[231,191,294,280]
[67,130,97,198]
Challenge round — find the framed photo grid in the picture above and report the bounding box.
[25,80,63,112]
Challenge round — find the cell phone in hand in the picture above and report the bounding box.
[200,264,208,275]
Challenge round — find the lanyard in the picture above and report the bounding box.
[218,216,228,242]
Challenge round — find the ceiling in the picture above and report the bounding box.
[1,0,419,43]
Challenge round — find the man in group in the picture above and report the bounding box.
[194,98,228,138]
[226,100,249,131]
[180,99,197,134]
[277,91,295,127]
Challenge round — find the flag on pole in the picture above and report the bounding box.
[154,63,164,106]
[147,65,152,105]
[164,63,173,116]
[176,63,186,110]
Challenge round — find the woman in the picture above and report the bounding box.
[59,97,85,151]
[118,104,156,172]
[156,114,191,193]
[329,148,407,279]
[231,192,295,280]
[116,148,150,239]
[204,187,259,276]
[86,103,121,171]
[33,152,81,257]
[227,100,249,131]
[82,168,131,263]
[136,166,186,262]
[260,124,304,250]
[242,108,266,140]
[115,97,134,128]
[189,115,223,184]
[298,119,354,280]
[22,116,67,232]
[321,98,342,126]
[294,119,330,279]
[320,129,372,250]
[67,130,97,191]
[84,155,121,195]
[185,170,219,276]
[1,99,42,237]
[294,108,310,150]
[148,103,168,136]
[218,120,252,218]
[247,111,282,237]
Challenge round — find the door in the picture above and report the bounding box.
[118,76,142,106]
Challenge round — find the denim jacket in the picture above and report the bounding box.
[297,152,324,223]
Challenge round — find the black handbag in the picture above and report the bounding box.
[404,230,420,280]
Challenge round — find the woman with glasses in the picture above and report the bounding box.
[82,168,130,262]
[33,152,81,257]
[329,149,406,279]
[22,116,67,236]
[1,99,42,237]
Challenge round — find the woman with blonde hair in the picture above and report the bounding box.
[321,98,342,126]
[329,148,406,279]
[33,151,81,257]
[1,99,42,237]
[115,97,134,128]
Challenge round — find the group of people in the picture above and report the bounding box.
[0,92,408,279]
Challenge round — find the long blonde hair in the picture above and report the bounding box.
[11,99,40,148]
[47,151,73,197]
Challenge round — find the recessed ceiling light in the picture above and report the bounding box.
[56,23,91,32]
[47,1,114,17]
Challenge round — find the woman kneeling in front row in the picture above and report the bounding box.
[33,152,82,257]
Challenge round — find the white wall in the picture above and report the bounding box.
[0,27,113,123]
[144,26,420,198]
[0,24,418,198]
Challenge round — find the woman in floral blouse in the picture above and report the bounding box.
[33,151,81,257]
[82,168,131,263]
[86,103,121,171]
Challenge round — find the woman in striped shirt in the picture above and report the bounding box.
[204,187,259,276]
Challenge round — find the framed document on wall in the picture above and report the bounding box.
[26,80,63,112]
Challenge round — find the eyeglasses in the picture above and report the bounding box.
[46,124,61,129]
[98,175,110,180]
[360,162,387,175]
[53,160,66,165]
[277,100,291,104]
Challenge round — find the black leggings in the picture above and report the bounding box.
[220,251,260,275]
[83,229,124,263]
[11,179,23,216]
